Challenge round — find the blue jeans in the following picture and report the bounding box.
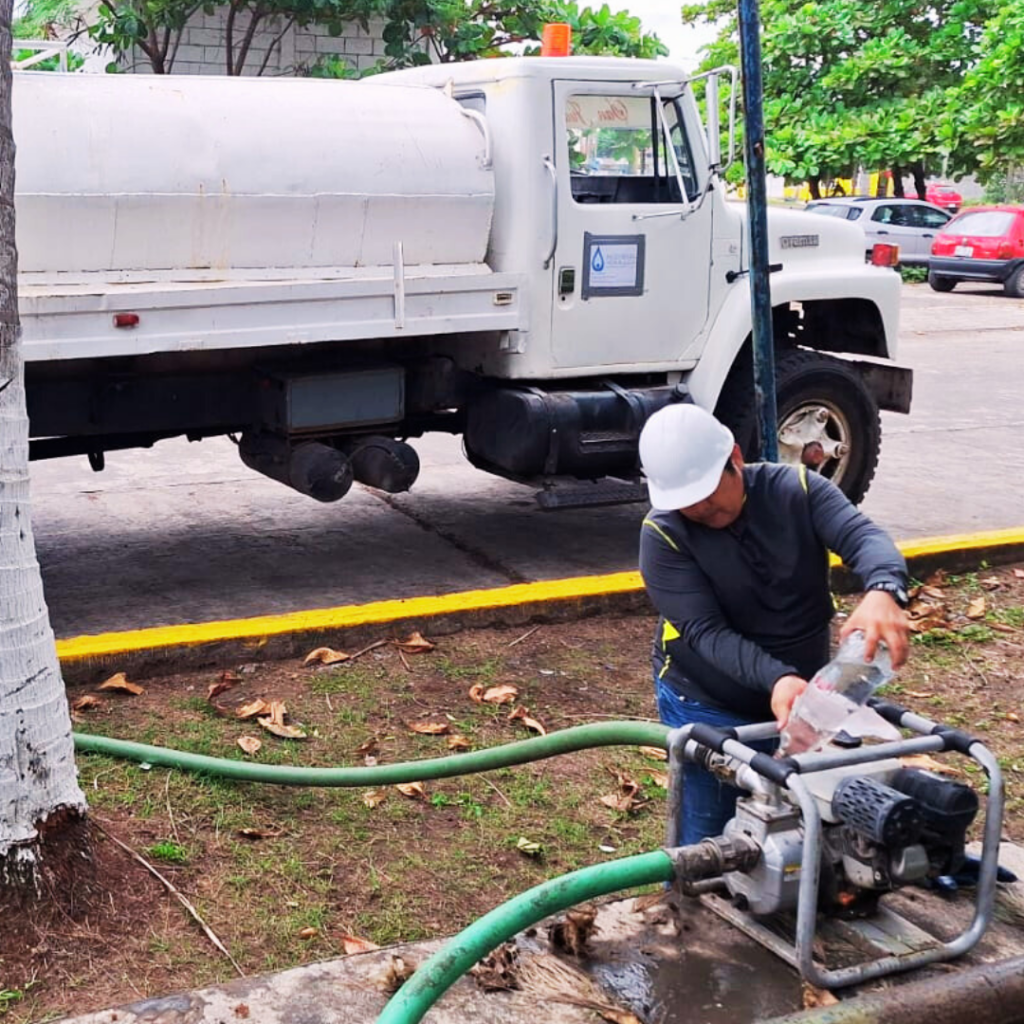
[654,675,777,846]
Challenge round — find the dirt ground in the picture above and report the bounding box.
[1,564,1022,1022]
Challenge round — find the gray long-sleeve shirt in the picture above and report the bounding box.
[639,463,907,720]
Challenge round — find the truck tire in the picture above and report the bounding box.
[715,348,881,505]
[1003,265,1024,299]
[928,272,956,292]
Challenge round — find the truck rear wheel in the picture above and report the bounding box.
[715,349,881,505]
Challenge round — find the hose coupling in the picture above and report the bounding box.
[666,832,761,884]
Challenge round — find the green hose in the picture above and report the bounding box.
[377,850,675,1024]
[73,721,670,787]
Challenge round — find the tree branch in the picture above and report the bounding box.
[257,14,295,75]
[225,0,240,74]
[233,2,266,76]
[166,25,187,72]
[100,0,164,72]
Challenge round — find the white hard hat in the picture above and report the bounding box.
[639,404,736,511]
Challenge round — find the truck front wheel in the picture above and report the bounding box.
[716,349,881,505]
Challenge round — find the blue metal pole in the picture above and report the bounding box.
[737,0,779,462]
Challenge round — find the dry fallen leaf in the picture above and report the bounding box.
[233,1005,250,1019]
[508,705,546,736]
[471,942,520,991]
[1015,569,1024,580]
[966,597,987,620]
[903,690,934,699]
[408,720,450,735]
[1006,712,1020,723]
[549,906,598,957]
[393,632,436,654]
[298,927,318,940]
[236,698,271,719]
[647,770,669,788]
[304,646,351,666]
[990,622,1018,634]
[258,717,309,740]
[340,933,381,955]
[396,782,427,801]
[207,679,235,701]
[257,701,308,740]
[72,694,102,712]
[236,826,283,840]
[981,576,1002,590]
[375,955,417,995]
[447,734,472,751]
[639,746,668,761]
[802,982,840,1009]
[98,672,144,696]
[237,736,262,756]
[900,754,965,777]
[470,683,519,705]
[599,770,645,814]
[516,836,543,858]
[632,891,670,914]
[362,789,388,809]
[356,737,380,757]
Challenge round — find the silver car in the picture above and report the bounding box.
[804,197,953,266]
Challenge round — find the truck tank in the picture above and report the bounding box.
[12,73,495,275]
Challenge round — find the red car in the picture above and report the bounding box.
[924,183,963,212]
[929,206,1024,297]
[907,182,962,211]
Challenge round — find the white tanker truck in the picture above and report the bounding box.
[13,57,909,508]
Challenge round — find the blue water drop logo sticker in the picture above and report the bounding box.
[591,246,605,273]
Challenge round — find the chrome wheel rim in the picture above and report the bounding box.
[777,401,853,486]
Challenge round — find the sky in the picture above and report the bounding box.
[607,0,719,68]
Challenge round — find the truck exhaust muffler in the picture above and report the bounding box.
[342,435,420,493]
[239,432,353,503]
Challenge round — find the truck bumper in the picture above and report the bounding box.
[928,256,1017,283]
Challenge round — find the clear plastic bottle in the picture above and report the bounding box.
[779,631,895,755]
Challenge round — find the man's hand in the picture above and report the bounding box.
[840,590,910,668]
[771,674,808,729]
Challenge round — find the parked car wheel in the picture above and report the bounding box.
[1003,265,1024,299]
[928,272,956,293]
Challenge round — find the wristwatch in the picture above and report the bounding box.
[867,581,910,608]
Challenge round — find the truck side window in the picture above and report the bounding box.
[566,93,696,205]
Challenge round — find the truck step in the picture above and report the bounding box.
[535,478,648,510]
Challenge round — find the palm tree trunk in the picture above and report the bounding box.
[0,0,87,883]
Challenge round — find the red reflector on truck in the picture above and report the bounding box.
[870,243,900,267]
[113,313,140,328]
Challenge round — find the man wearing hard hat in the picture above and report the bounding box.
[638,403,910,844]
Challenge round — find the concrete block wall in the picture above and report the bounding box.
[125,11,389,76]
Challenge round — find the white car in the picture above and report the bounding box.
[805,197,953,266]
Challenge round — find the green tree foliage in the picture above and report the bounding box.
[380,1,666,66]
[11,0,85,69]
[958,4,1024,183]
[682,0,997,196]
[84,0,383,74]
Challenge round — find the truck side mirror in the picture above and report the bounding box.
[706,74,722,168]
[693,65,738,172]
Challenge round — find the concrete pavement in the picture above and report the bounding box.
[29,283,1024,638]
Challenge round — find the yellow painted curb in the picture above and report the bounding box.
[54,526,1024,664]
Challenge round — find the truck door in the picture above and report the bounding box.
[549,81,713,371]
